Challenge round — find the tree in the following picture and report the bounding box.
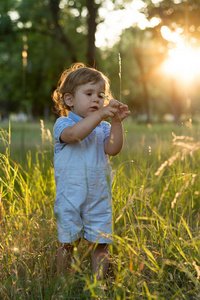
[142,0,200,43]
[0,0,102,117]
[48,0,78,63]
[0,0,138,118]
[86,0,100,66]
[102,25,168,122]
[141,0,200,122]
[0,1,24,118]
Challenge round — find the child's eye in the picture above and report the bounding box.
[86,92,92,96]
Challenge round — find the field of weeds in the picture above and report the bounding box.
[1,119,200,299]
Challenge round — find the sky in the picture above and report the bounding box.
[95,0,160,48]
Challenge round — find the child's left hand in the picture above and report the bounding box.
[109,99,131,122]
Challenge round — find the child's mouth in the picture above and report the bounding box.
[90,106,98,111]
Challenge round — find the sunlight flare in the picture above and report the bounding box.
[160,26,200,84]
[162,43,200,84]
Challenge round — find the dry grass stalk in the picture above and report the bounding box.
[0,192,3,225]
[155,133,200,176]
[172,132,194,142]
[193,261,200,280]
[158,179,172,209]
[40,119,53,145]
[115,193,136,223]
[171,172,197,209]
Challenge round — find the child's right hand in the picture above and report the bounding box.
[99,99,130,122]
[110,99,130,122]
[98,99,119,120]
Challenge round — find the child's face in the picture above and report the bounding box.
[69,81,105,118]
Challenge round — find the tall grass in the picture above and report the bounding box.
[1,120,200,299]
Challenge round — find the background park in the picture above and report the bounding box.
[1,0,200,299]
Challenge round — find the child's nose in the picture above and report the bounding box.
[93,95,100,102]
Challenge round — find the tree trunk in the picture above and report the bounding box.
[171,78,181,124]
[49,0,77,62]
[135,50,151,123]
[86,0,98,67]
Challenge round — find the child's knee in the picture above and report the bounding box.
[90,242,109,254]
[58,238,81,252]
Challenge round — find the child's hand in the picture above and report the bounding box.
[98,99,130,121]
[98,100,119,119]
[109,99,130,122]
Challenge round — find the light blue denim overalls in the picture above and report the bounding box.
[54,111,112,244]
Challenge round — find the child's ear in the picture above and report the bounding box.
[64,93,73,107]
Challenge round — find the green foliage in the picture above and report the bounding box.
[1,120,200,299]
[0,0,94,117]
[143,0,200,44]
[1,0,200,121]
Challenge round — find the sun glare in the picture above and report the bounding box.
[160,27,200,84]
[162,44,200,84]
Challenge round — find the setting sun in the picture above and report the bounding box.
[162,45,200,84]
[161,26,200,84]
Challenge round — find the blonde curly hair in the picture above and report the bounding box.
[52,63,112,117]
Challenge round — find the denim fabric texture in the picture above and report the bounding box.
[54,111,112,244]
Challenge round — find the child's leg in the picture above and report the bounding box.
[91,243,109,280]
[57,242,73,274]
[57,239,80,274]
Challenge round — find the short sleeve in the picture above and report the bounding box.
[101,121,111,143]
[54,117,74,153]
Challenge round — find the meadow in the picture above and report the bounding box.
[1,119,200,299]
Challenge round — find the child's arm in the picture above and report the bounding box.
[104,100,130,156]
[60,104,118,144]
